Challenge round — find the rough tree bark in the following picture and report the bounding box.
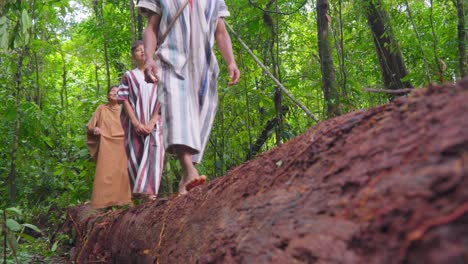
[363,0,412,92]
[317,0,340,118]
[63,78,468,263]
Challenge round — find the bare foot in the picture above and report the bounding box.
[132,193,157,201]
[178,181,188,196]
[185,175,207,192]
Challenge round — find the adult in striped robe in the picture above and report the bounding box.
[138,0,240,194]
[118,40,165,199]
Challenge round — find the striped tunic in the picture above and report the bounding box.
[118,69,165,195]
[138,0,230,163]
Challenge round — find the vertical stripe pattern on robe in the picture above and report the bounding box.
[118,69,165,195]
[137,0,230,163]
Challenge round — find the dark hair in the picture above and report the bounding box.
[107,85,118,94]
[131,40,144,54]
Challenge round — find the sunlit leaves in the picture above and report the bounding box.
[0,16,9,50]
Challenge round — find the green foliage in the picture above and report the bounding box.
[1,207,43,263]
[0,0,465,259]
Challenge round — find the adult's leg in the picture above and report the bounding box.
[175,145,206,194]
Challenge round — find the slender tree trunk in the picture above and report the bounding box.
[245,105,289,161]
[246,118,276,161]
[456,0,467,78]
[335,0,350,106]
[100,2,110,88]
[274,1,283,147]
[60,51,69,142]
[219,95,225,174]
[33,52,42,107]
[317,0,340,118]
[95,64,100,95]
[130,0,136,42]
[93,0,110,88]
[363,0,412,92]
[404,0,431,83]
[240,54,253,159]
[137,12,144,40]
[31,0,42,108]
[264,0,283,146]
[8,48,26,204]
[429,0,444,82]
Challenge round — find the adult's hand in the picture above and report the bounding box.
[144,59,159,83]
[93,127,101,135]
[134,122,152,136]
[227,63,240,86]
[141,124,154,135]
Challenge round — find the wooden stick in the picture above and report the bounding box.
[225,21,319,122]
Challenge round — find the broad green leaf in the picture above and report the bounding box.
[0,16,9,50]
[6,219,22,232]
[78,148,89,158]
[6,207,22,216]
[22,223,42,233]
[21,9,32,34]
[18,233,35,243]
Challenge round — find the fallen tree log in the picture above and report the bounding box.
[63,78,468,263]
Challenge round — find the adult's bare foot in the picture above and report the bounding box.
[185,175,207,192]
[178,181,188,196]
[132,193,157,201]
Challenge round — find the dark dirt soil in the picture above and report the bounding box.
[63,77,468,263]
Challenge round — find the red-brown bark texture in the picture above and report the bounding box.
[64,78,468,263]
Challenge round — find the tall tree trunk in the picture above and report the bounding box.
[8,48,26,204]
[264,0,283,146]
[31,0,42,108]
[93,0,110,88]
[130,0,136,42]
[456,0,467,78]
[100,2,110,89]
[334,0,350,107]
[246,117,276,161]
[363,0,412,92]
[219,95,225,175]
[404,0,431,84]
[95,64,100,95]
[240,54,253,160]
[317,0,340,118]
[137,12,144,40]
[245,105,289,161]
[60,51,69,141]
[33,52,42,107]
[429,0,444,82]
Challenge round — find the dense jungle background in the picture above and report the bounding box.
[0,0,467,261]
